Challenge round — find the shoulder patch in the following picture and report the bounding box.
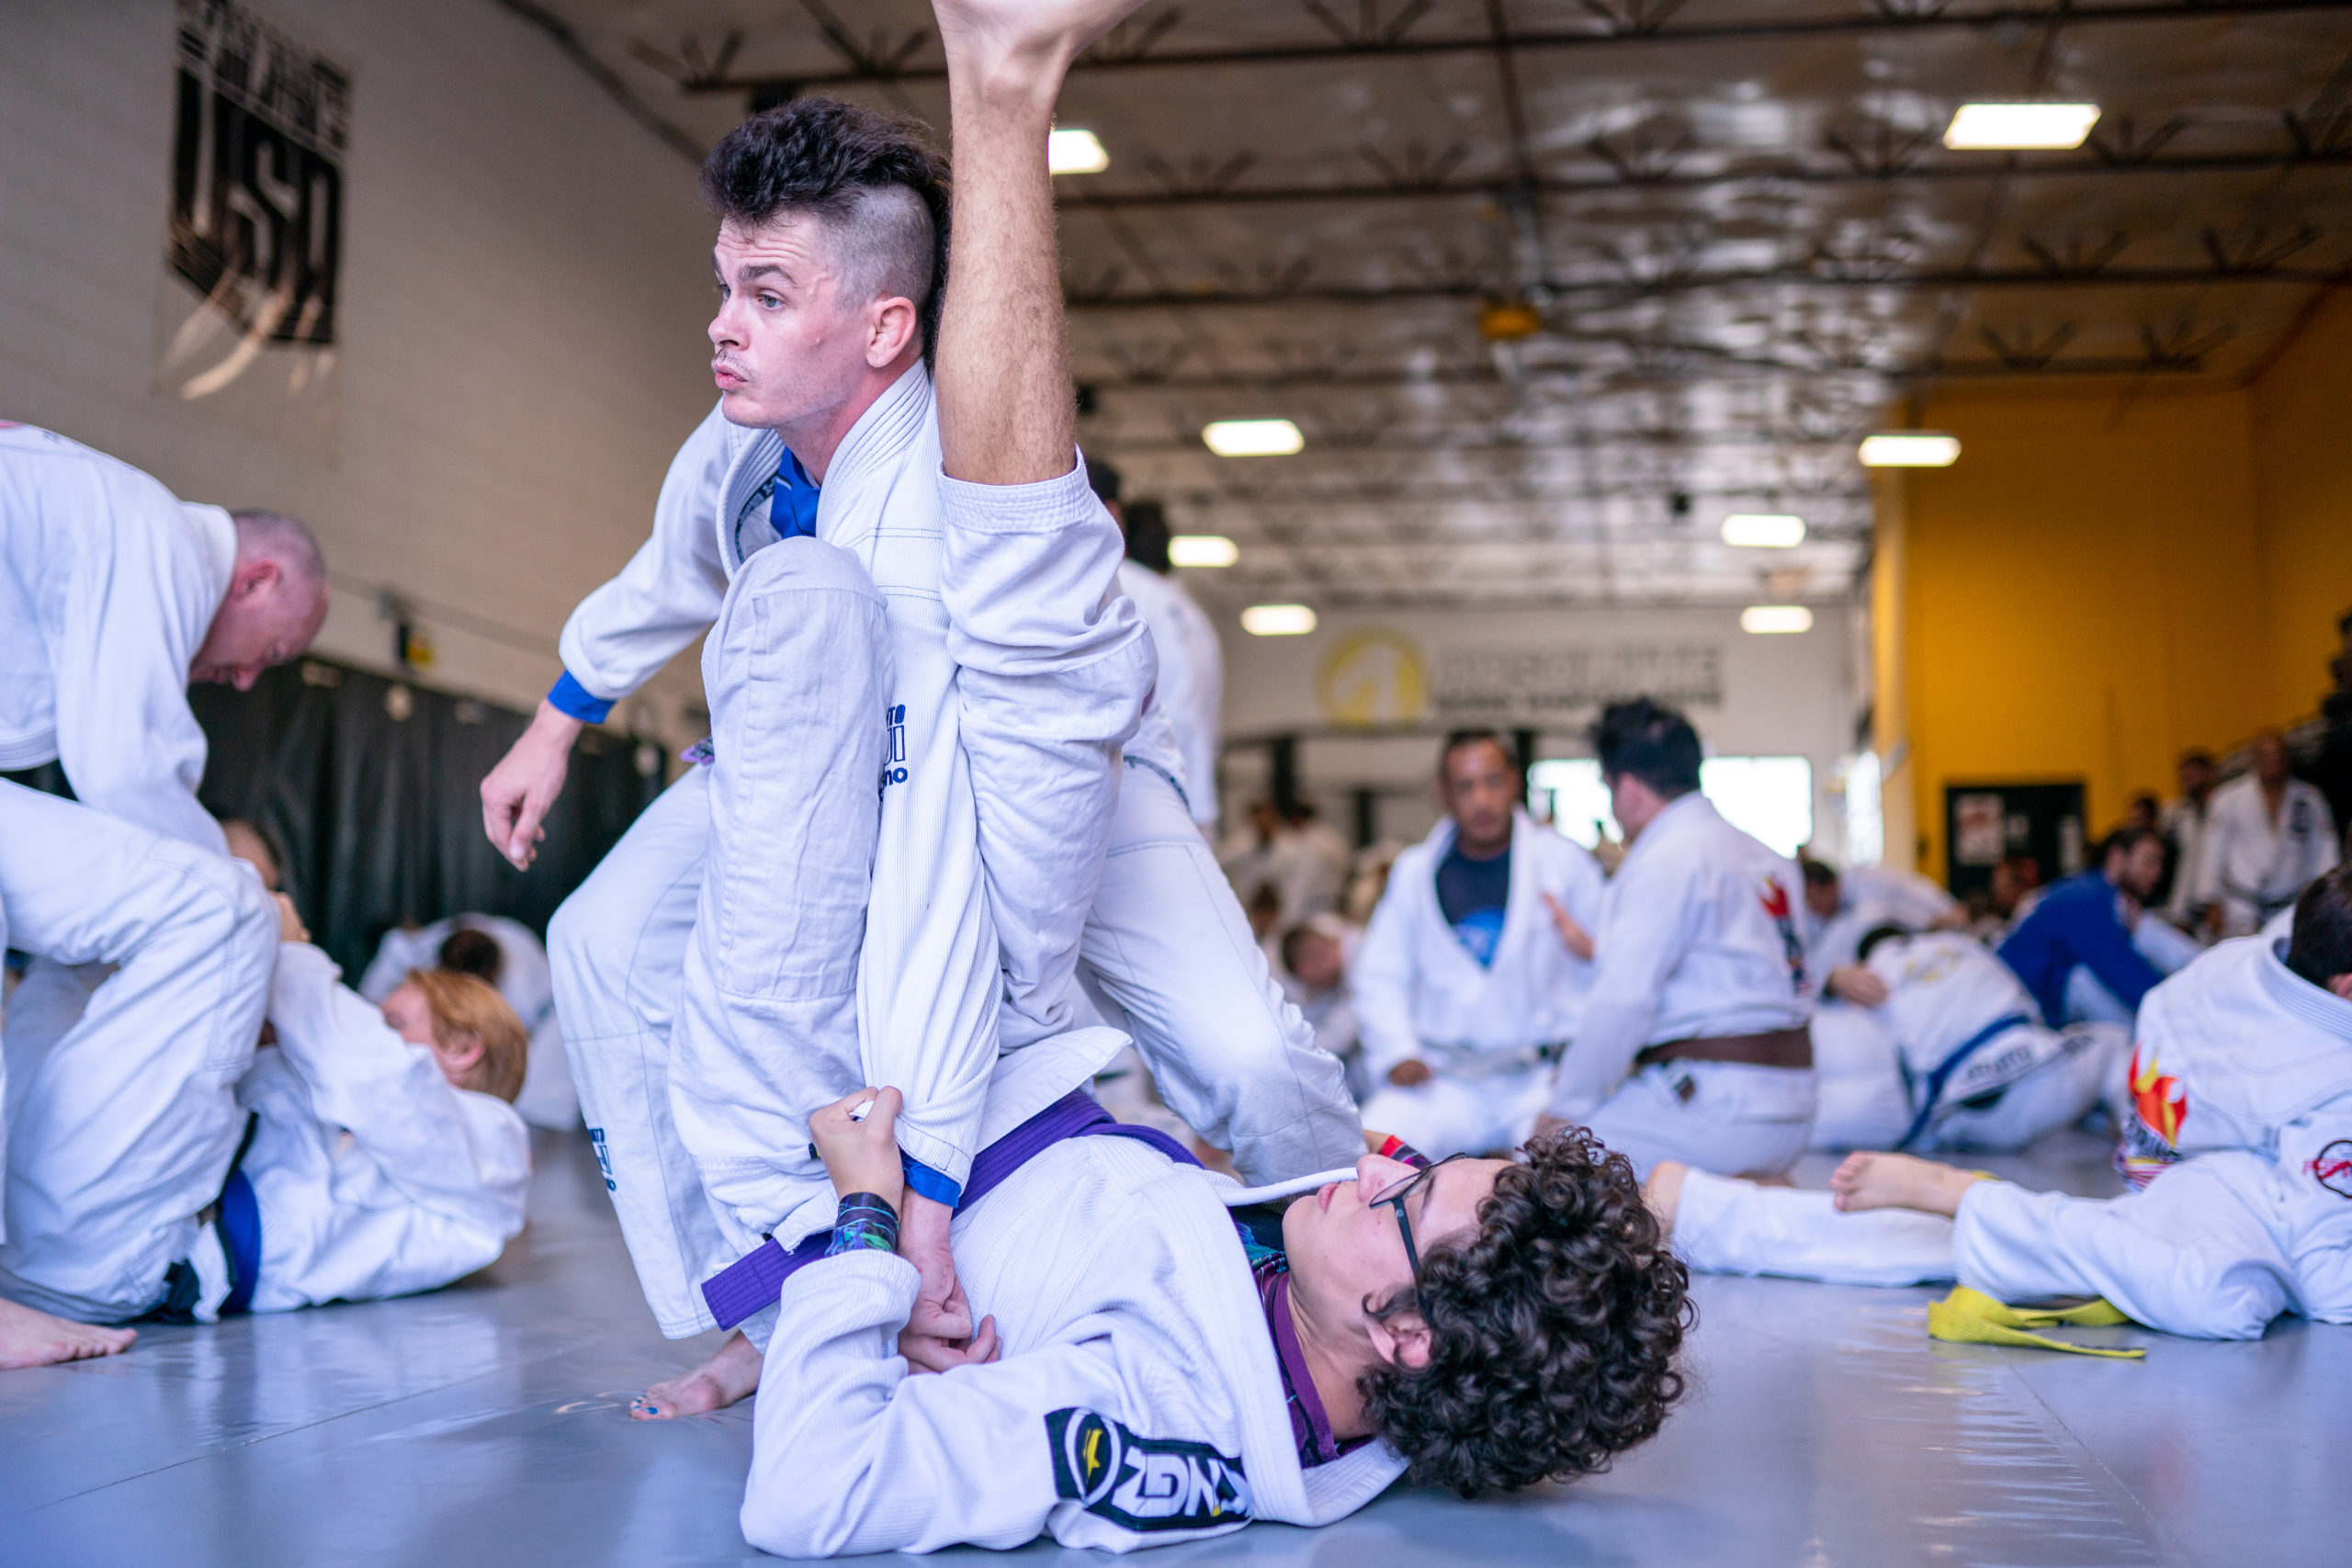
[1046,1408,1253,1533]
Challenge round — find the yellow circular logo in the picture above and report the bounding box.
[1316,628,1429,728]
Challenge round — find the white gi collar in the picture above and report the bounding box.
[712,360,936,580]
[183,503,238,611]
[2256,938,2352,1040]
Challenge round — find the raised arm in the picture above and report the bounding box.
[928,0,1157,1043]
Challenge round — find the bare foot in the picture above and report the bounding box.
[630,1330,763,1419]
[0,1297,135,1370]
[1643,1161,1689,1238]
[1832,1151,1981,1217]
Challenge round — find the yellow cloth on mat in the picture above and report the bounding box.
[1928,1287,2145,1358]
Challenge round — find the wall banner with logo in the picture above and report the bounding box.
[153,0,350,455]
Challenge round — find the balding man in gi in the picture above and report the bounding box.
[1537,698,1816,1179]
[0,425,328,1367]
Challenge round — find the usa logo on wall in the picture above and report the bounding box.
[155,0,350,451]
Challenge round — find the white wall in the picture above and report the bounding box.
[1211,601,1863,860]
[1,0,718,740]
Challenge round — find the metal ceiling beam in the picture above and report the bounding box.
[1066,264,2334,308]
[1073,352,2211,391]
[679,0,2349,93]
[1053,148,2352,210]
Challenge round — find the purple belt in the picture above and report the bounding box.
[700,1090,1199,1330]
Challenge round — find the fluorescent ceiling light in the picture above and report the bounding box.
[1740,605,1815,635]
[1858,432,1962,468]
[1943,103,2100,151]
[1048,128,1109,175]
[1203,418,1304,457]
[1721,513,1807,548]
[1241,603,1317,637]
[1168,534,1238,568]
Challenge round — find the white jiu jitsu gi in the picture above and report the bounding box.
[1115,558,1224,828]
[1673,931,2352,1339]
[2,931,527,1319]
[1809,931,2130,1152]
[1804,864,1957,976]
[0,783,276,1310]
[360,913,575,1129]
[1549,792,1816,1179]
[2195,773,2338,937]
[741,1035,1404,1557]
[236,942,531,1312]
[1354,811,1603,1156]
[0,425,262,1257]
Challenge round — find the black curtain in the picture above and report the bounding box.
[8,658,664,977]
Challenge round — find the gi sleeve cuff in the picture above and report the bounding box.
[900,1152,963,1209]
[547,670,616,724]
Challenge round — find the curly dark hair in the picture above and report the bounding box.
[1362,1126,1691,1495]
[699,97,952,363]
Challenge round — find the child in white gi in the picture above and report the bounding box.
[1651,864,2352,1340]
[0,896,530,1325]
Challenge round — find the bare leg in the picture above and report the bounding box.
[631,1329,763,1419]
[1831,1150,1984,1217]
[0,1296,135,1370]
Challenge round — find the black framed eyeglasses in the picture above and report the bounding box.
[1369,1152,1469,1321]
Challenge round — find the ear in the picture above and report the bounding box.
[867,294,920,367]
[1366,1309,1433,1371]
[435,1029,487,1080]
[236,557,283,600]
[2328,974,2352,1003]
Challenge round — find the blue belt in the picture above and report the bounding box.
[218,1168,263,1317]
[699,1092,1199,1331]
[1896,1012,2035,1151]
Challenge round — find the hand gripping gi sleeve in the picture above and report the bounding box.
[741,1250,1130,1556]
[265,943,531,1251]
[938,455,1153,1051]
[553,401,738,711]
[1548,859,1703,1121]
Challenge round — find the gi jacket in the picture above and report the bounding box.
[2120,934,2352,1185]
[555,366,1148,1191]
[741,1039,1405,1556]
[239,942,531,1311]
[1353,809,1604,1080]
[0,424,233,851]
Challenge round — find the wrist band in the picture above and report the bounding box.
[826,1191,901,1257]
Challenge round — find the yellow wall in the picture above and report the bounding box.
[2250,291,2352,724]
[1879,296,2352,879]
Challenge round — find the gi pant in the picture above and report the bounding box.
[1919,1022,2129,1154]
[1584,1061,1817,1179]
[1079,761,1362,1184]
[1672,1154,2352,1340]
[1360,1062,1553,1159]
[0,781,276,1321]
[552,539,886,1340]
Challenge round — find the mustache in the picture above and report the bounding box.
[712,355,750,378]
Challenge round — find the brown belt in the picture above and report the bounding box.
[1634,1025,1813,1071]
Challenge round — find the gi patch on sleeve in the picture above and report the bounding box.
[1046,1408,1253,1532]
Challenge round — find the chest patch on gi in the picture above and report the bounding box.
[2311,1140,2352,1199]
[1046,1408,1253,1532]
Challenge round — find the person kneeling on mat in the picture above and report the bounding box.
[733,1083,1688,1555]
[0,896,531,1324]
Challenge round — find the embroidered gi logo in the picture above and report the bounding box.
[586,1127,617,1192]
[2311,1140,2352,1200]
[1046,1408,1253,1532]
[879,704,909,793]
[1758,879,1810,995]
